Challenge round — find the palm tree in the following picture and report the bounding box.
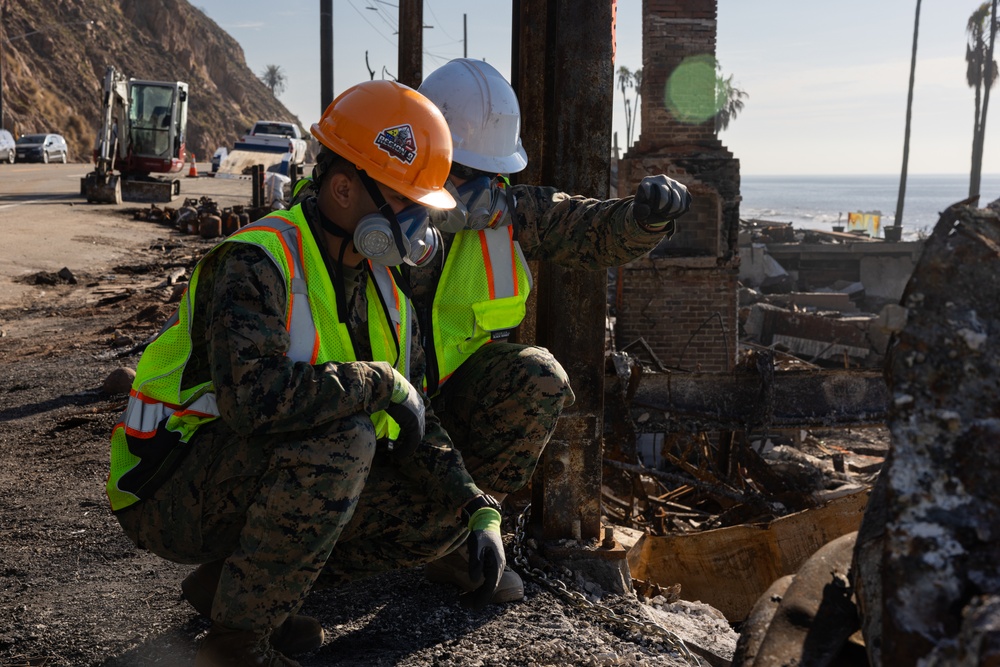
[260,64,287,97]
[966,1,998,198]
[714,65,748,133]
[617,66,641,149]
[894,0,922,234]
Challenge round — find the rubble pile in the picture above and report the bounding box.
[737,219,922,369]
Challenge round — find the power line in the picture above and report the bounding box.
[424,38,464,50]
[364,2,399,33]
[424,0,458,42]
[345,0,396,47]
[349,1,462,75]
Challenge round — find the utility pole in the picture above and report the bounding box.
[464,13,467,58]
[893,0,921,238]
[320,0,334,115]
[398,0,423,88]
[0,0,7,130]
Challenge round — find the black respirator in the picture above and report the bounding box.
[435,175,512,233]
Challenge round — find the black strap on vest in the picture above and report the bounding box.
[315,203,354,327]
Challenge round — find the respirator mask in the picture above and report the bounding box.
[354,204,443,267]
[344,168,446,267]
[434,175,512,233]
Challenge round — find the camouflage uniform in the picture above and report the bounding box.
[407,184,670,496]
[116,197,480,633]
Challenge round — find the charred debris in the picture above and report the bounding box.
[599,201,1000,665]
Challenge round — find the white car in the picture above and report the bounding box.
[0,129,15,164]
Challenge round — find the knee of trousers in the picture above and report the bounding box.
[275,412,379,472]
[516,346,575,408]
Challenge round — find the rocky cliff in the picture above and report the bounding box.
[0,0,304,163]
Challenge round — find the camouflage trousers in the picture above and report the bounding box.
[432,342,575,495]
[114,342,573,633]
[116,412,468,633]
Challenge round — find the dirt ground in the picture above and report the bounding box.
[0,169,885,666]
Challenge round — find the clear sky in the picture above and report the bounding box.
[193,0,999,177]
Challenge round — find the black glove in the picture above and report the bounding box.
[384,368,425,458]
[632,174,691,231]
[459,495,505,611]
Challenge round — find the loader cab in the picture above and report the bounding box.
[127,79,189,175]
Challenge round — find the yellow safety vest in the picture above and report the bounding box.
[425,225,532,395]
[107,204,409,511]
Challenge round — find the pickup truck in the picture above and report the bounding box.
[233,120,307,166]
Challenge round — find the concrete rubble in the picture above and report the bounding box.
[738,220,923,369]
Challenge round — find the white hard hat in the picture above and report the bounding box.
[418,58,528,174]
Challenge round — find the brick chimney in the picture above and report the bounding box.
[614,0,741,373]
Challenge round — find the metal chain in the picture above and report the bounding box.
[510,504,706,666]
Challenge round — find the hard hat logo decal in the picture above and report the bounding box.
[374,124,417,165]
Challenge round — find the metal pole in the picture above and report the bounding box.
[464,14,467,58]
[320,0,334,115]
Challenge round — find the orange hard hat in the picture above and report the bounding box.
[311,80,456,209]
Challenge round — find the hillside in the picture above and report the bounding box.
[0,0,305,162]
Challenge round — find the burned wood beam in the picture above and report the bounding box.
[604,458,771,512]
[624,369,888,432]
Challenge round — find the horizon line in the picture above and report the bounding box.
[740,172,1000,178]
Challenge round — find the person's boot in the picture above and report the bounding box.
[182,561,324,655]
[424,544,525,603]
[194,622,301,667]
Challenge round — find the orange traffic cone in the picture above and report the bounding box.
[187,153,198,178]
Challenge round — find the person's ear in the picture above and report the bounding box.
[328,172,354,208]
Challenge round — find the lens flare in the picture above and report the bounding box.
[664,54,723,125]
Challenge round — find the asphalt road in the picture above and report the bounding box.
[0,162,257,308]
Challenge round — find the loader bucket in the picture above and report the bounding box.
[81,172,122,205]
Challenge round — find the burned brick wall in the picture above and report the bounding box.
[614,259,739,373]
[615,0,741,371]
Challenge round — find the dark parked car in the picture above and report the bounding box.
[0,129,14,164]
[15,133,68,164]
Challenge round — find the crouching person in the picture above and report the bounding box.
[106,80,505,667]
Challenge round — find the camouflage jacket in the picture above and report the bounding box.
[183,196,481,510]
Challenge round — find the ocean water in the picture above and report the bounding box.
[739,173,1000,241]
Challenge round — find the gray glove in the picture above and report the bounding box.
[385,368,425,457]
[632,174,691,230]
[460,495,506,611]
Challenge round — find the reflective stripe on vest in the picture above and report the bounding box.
[107,204,408,511]
[428,226,532,394]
